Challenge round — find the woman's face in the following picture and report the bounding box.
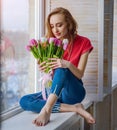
[50,14,68,40]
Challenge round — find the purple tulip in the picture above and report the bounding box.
[56,39,62,47]
[53,38,58,45]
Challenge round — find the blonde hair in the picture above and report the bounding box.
[46,7,78,43]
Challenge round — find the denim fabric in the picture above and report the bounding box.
[19,92,60,113]
[20,68,86,113]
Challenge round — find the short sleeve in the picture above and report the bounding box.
[81,38,93,54]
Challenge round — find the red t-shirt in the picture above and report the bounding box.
[63,35,93,67]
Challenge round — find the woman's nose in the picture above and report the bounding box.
[54,27,58,33]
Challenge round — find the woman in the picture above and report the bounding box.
[20,7,95,126]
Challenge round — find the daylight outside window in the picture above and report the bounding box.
[0,0,35,113]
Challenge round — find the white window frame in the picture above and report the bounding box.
[112,0,117,89]
[34,0,45,92]
[97,0,104,101]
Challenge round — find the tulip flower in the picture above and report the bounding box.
[26,37,69,72]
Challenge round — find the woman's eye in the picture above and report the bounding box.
[51,26,54,28]
[57,24,62,27]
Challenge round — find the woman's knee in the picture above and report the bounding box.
[54,68,68,79]
[52,68,69,86]
[19,95,29,110]
[61,87,86,104]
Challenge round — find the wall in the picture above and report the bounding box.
[92,87,117,130]
[112,87,117,129]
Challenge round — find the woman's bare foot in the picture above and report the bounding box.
[75,104,95,124]
[32,108,51,126]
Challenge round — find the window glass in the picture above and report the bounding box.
[113,0,117,86]
[1,0,35,113]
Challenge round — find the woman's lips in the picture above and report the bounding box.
[55,33,61,36]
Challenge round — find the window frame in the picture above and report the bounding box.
[112,0,117,89]
[34,0,45,92]
[97,0,104,101]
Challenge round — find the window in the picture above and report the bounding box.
[1,0,35,114]
[113,0,117,87]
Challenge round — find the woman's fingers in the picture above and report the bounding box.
[47,58,62,69]
[48,58,57,61]
[48,63,59,69]
[38,61,48,72]
[39,65,47,72]
[37,58,68,71]
[39,61,46,67]
[48,58,62,65]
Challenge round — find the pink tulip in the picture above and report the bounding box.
[49,37,55,44]
[62,39,69,50]
[25,45,32,51]
[29,39,38,46]
[63,44,68,50]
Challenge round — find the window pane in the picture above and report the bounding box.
[1,0,35,113]
[113,0,117,86]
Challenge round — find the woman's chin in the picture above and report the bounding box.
[55,35,62,39]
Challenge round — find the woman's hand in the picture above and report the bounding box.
[37,58,70,72]
[37,60,48,73]
[47,58,70,70]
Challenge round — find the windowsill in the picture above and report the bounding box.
[1,99,93,130]
[112,84,117,90]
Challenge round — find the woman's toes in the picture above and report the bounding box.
[86,114,95,124]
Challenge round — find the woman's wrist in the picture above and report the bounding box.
[66,61,71,68]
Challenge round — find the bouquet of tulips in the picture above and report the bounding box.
[26,37,69,73]
[26,37,69,100]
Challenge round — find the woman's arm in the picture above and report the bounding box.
[67,51,89,79]
[47,51,90,79]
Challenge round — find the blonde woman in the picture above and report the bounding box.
[20,7,95,126]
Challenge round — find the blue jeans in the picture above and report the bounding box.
[20,68,86,113]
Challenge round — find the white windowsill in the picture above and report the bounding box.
[1,99,93,130]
